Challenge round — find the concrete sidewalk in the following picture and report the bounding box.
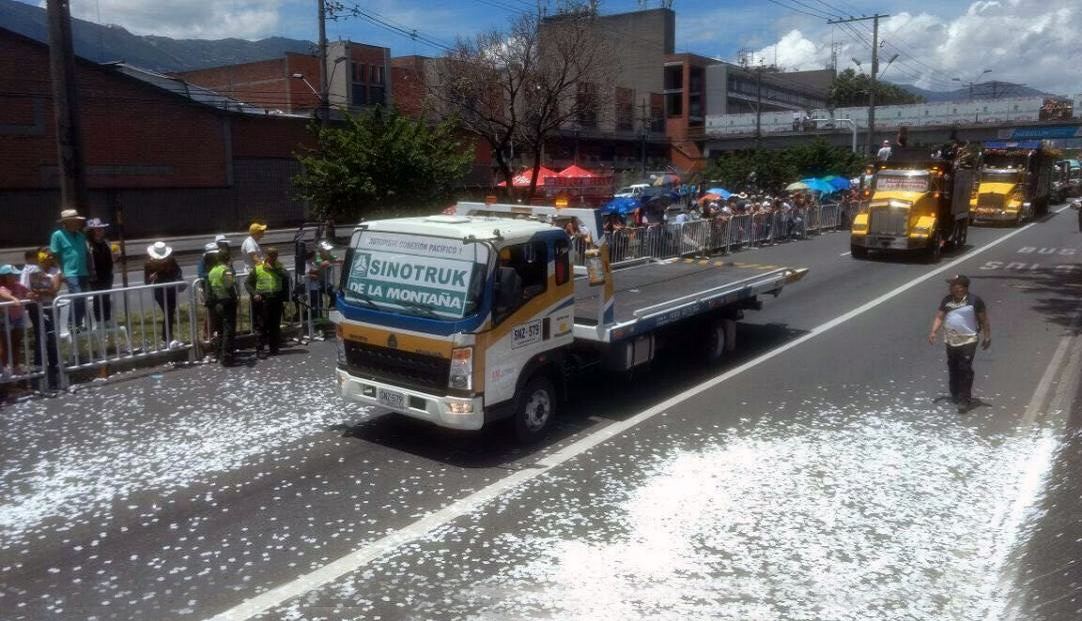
[0,225,348,266]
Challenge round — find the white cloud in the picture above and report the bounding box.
[749,0,1082,94]
[65,0,284,40]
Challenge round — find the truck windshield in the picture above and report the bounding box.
[342,230,489,320]
[981,170,1023,184]
[875,171,929,193]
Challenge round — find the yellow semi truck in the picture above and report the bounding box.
[970,140,1056,225]
[850,147,976,262]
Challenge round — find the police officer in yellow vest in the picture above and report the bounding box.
[245,246,289,358]
[205,246,238,366]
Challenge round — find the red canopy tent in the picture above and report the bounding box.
[497,166,558,187]
[557,164,597,178]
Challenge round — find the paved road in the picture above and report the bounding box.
[2,210,1081,621]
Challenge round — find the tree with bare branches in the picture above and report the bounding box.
[430,2,614,201]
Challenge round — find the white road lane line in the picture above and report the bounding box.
[840,251,851,256]
[1053,204,1072,214]
[208,221,1039,621]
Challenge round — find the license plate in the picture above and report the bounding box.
[377,388,405,410]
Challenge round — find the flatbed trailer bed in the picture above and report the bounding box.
[573,258,806,343]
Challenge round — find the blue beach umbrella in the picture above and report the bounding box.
[600,196,641,216]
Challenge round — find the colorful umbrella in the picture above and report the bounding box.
[786,181,811,191]
[600,196,641,216]
[800,178,837,194]
[698,193,722,205]
[497,166,558,187]
[705,187,732,199]
[558,164,597,178]
[823,175,851,190]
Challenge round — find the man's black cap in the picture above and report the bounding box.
[946,274,970,286]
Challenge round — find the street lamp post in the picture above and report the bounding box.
[953,69,992,100]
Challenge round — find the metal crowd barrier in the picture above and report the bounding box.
[52,280,196,389]
[590,203,849,266]
[190,264,339,358]
[0,299,48,390]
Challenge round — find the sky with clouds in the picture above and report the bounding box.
[47,0,1082,94]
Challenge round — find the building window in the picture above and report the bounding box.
[689,66,704,93]
[649,93,665,133]
[352,62,366,83]
[664,65,683,91]
[369,85,385,106]
[688,94,703,126]
[615,87,633,132]
[352,83,367,106]
[666,92,682,117]
[576,82,598,128]
[371,65,384,85]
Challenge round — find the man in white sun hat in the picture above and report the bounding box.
[144,241,185,348]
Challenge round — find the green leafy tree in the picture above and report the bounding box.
[294,106,474,222]
[828,68,924,108]
[704,140,867,193]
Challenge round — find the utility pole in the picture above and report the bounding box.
[638,98,649,176]
[828,13,889,155]
[317,0,330,127]
[46,0,88,212]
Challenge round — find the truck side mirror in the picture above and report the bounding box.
[495,266,522,313]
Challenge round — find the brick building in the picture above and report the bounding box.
[174,52,322,114]
[178,40,392,117]
[0,27,317,245]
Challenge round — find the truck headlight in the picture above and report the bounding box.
[449,347,473,391]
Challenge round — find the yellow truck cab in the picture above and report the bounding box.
[333,203,807,441]
[850,147,975,262]
[970,140,1055,225]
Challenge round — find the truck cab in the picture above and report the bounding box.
[850,149,973,261]
[970,140,1055,224]
[334,215,574,438]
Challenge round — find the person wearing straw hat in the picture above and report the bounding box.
[49,208,90,327]
[85,218,115,323]
[144,241,185,348]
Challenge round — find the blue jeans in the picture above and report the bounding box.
[66,276,90,328]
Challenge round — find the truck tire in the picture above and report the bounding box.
[514,375,556,443]
[851,245,868,260]
[703,319,729,364]
[926,231,942,263]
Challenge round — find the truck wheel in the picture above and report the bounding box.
[927,232,942,263]
[703,319,728,364]
[514,376,556,443]
[851,245,868,260]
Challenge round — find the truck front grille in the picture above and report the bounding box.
[977,193,1006,210]
[868,207,909,237]
[343,341,450,393]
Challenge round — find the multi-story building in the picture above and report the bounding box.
[179,40,392,117]
[663,54,833,170]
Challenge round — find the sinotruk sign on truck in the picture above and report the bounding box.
[346,232,488,320]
